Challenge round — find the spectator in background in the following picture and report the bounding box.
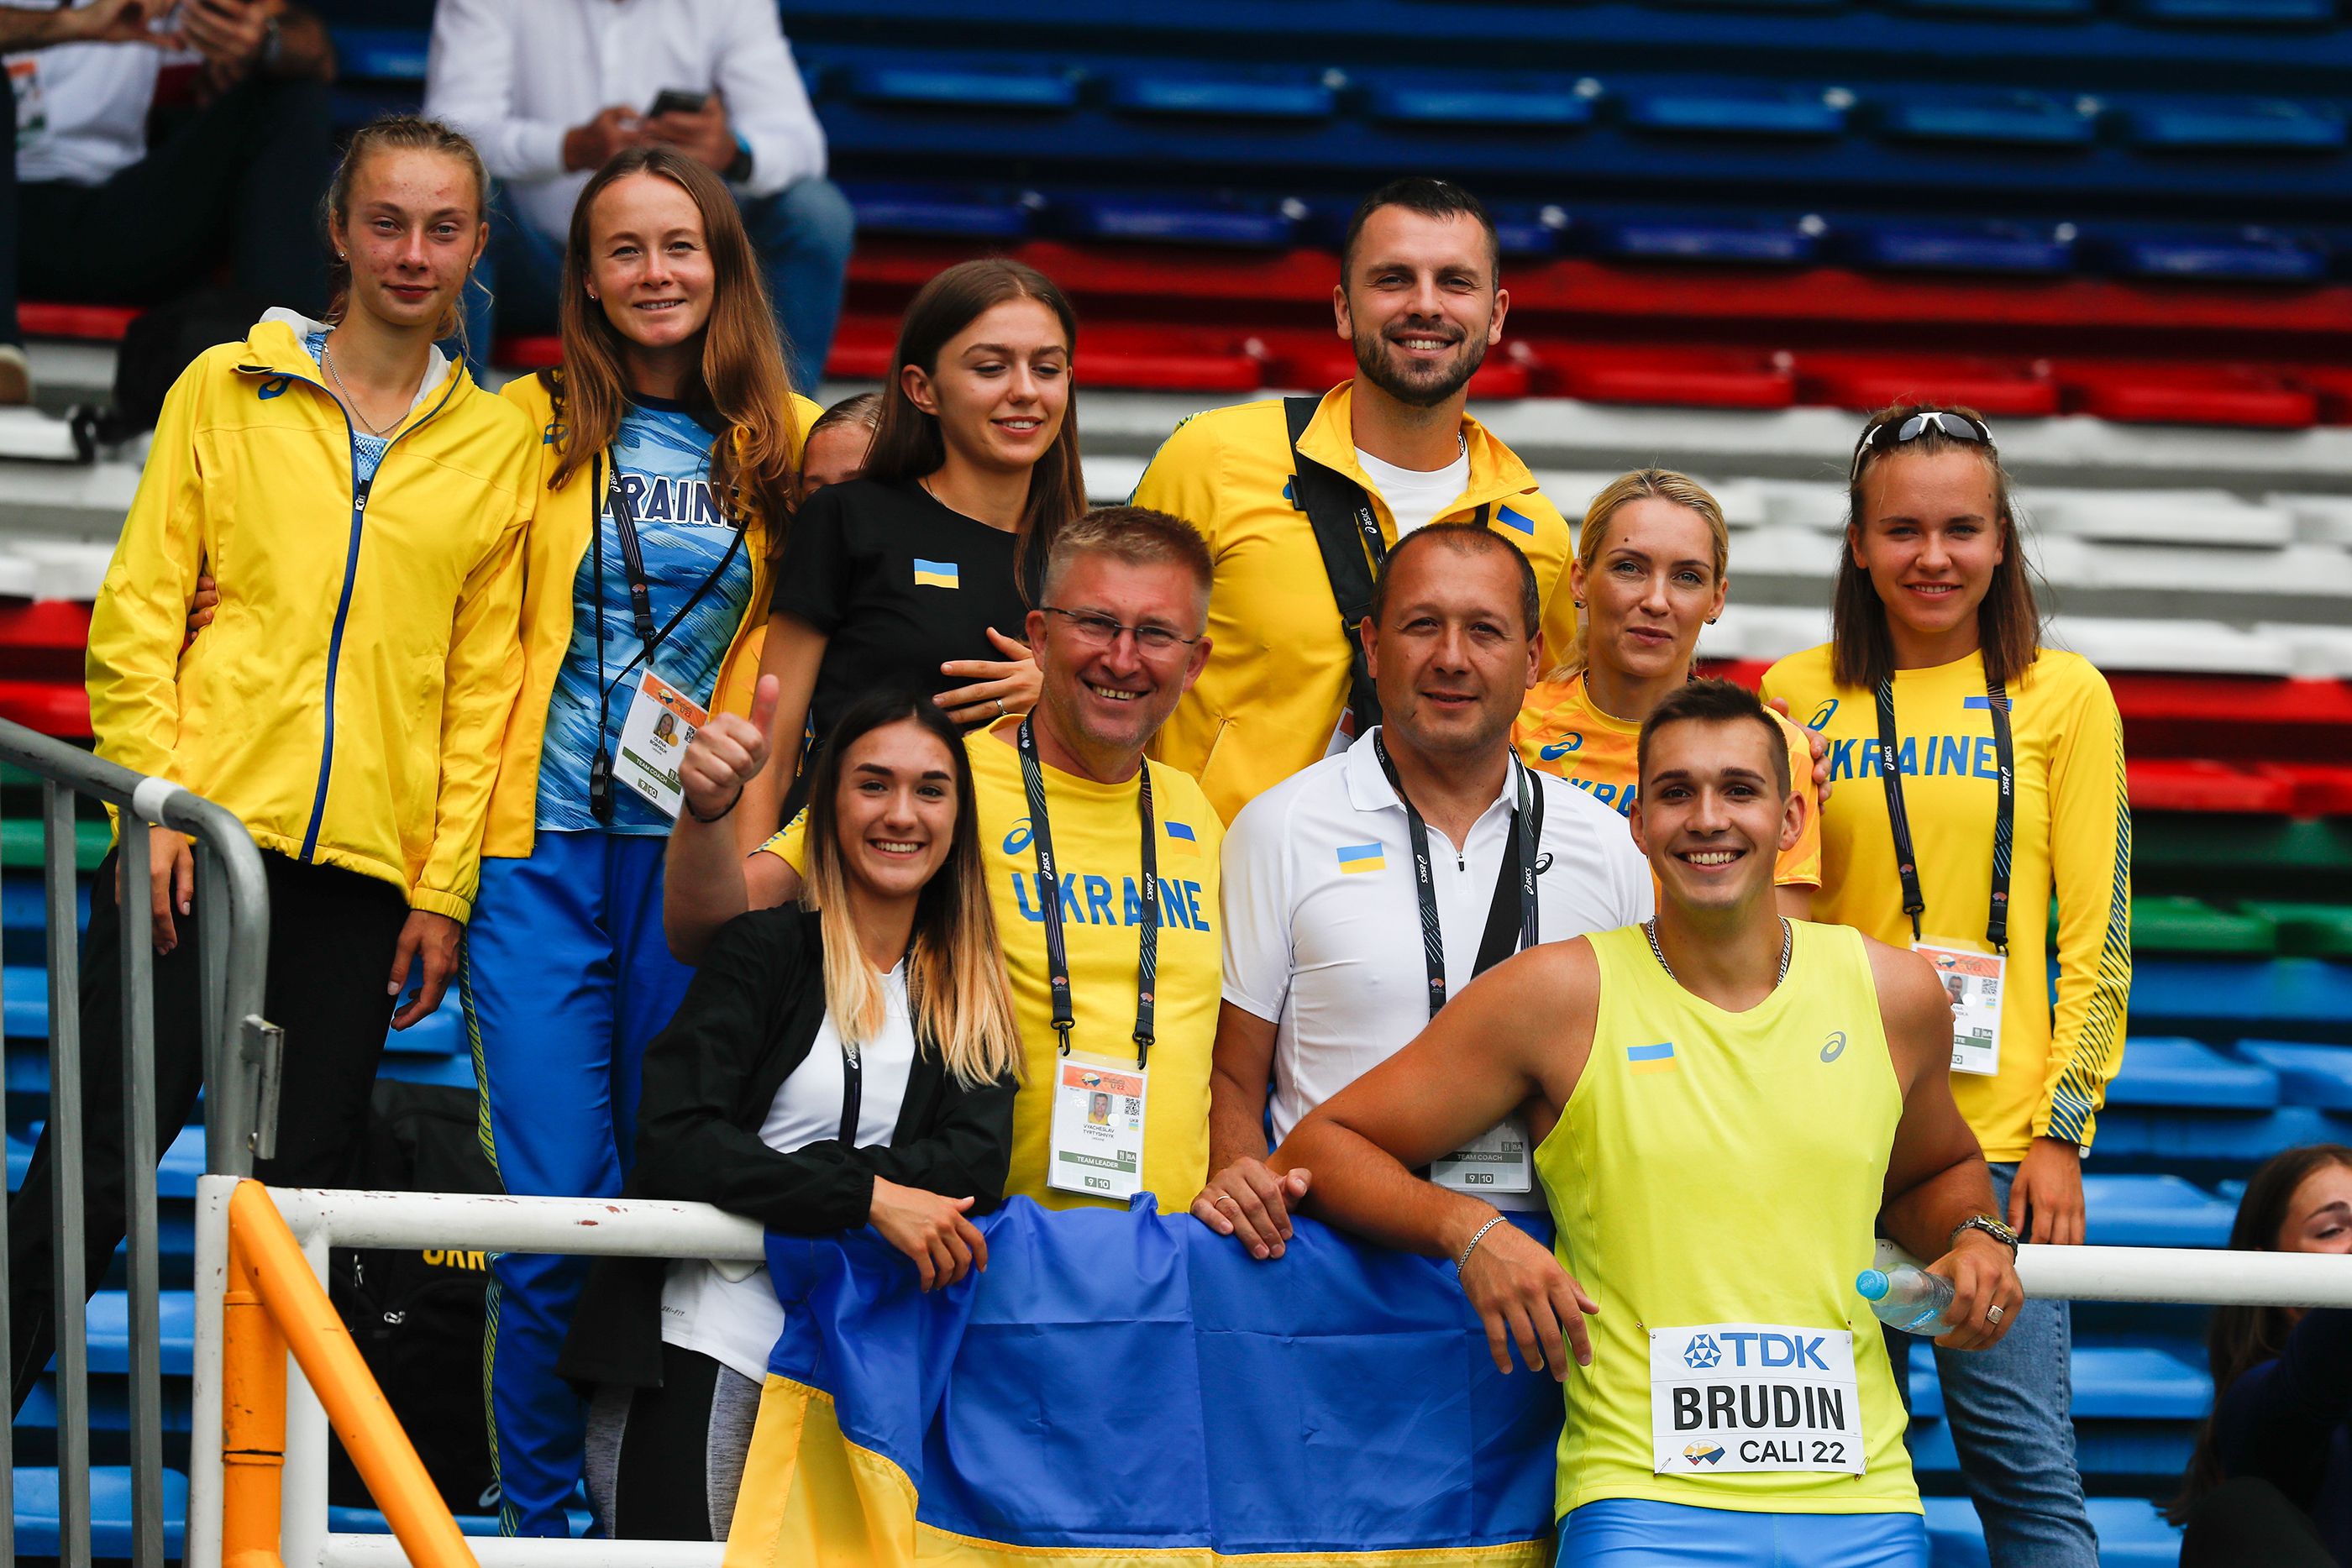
[1131,176,1578,825]
[1763,405,2128,1568]
[2171,1143,2352,1568]
[798,389,881,502]
[468,144,818,1540]
[12,114,532,1408]
[562,690,1020,1542]
[423,0,853,390]
[0,0,336,402]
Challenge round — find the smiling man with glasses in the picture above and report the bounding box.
[671,506,1231,1214]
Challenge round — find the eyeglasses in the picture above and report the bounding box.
[1849,410,1992,483]
[1038,606,1200,654]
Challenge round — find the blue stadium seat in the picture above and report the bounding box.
[2124,97,2347,151]
[1048,194,1299,248]
[1924,1496,2181,1567]
[2099,1103,2352,1162]
[1358,77,1593,130]
[1884,0,2096,14]
[3,873,88,957]
[2235,1039,2352,1108]
[1834,218,2076,275]
[1579,212,1821,265]
[81,1290,196,1377]
[18,1375,194,1435]
[328,1504,585,1536]
[2126,0,2339,22]
[2106,1037,2281,1109]
[12,1466,188,1560]
[1911,1343,2208,1421]
[1105,71,1335,121]
[328,26,427,82]
[842,62,1079,113]
[5,963,46,1039]
[843,184,1035,239]
[1618,83,1847,138]
[2133,957,2352,1034]
[2082,1173,2239,1246]
[1878,91,2097,146]
[2092,228,2331,282]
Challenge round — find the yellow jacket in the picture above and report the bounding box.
[1131,381,1580,821]
[87,315,536,922]
[481,374,821,859]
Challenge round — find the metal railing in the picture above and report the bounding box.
[0,717,276,1568]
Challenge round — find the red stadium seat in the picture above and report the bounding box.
[2255,764,2352,817]
[2127,759,2297,815]
[1793,354,2060,417]
[0,603,96,685]
[2113,674,2352,765]
[0,681,90,740]
[1535,344,1793,409]
[2055,363,2318,428]
[491,335,562,372]
[18,303,139,342]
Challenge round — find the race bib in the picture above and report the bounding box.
[1431,1116,1532,1194]
[8,57,45,144]
[1916,939,2004,1078]
[1651,1323,1866,1476]
[614,671,707,818]
[1047,1055,1147,1203]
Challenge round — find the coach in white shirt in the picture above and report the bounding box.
[1196,523,1651,1258]
[423,0,852,387]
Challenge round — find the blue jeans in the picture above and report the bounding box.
[1558,1500,1928,1566]
[463,831,699,1537]
[464,177,853,391]
[1903,1162,2098,1568]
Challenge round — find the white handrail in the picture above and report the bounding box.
[186,1177,2352,1568]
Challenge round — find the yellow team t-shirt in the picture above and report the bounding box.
[1760,645,2131,1161]
[1511,673,1823,889]
[759,721,1221,1213]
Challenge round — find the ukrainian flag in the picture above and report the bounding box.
[1165,820,1200,857]
[1496,506,1536,537]
[913,558,961,590]
[1628,1041,1678,1075]
[1336,842,1386,874]
[727,1198,1559,1565]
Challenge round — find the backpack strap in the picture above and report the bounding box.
[1284,396,1384,742]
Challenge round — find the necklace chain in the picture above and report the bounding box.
[1645,916,1792,990]
[321,341,396,437]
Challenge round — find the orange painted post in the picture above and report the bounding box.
[220,1220,286,1568]
[226,1181,479,1568]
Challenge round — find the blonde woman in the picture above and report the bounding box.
[1511,469,1824,919]
[562,688,1021,1542]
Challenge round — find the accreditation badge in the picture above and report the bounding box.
[614,671,708,818]
[1650,1323,1866,1476]
[1431,1115,1533,1194]
[1047,1055,1147,1203]
[1914,938,2005,1078]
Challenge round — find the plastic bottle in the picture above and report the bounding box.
[1856,1265,1956,1335]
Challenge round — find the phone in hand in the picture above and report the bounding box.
[648,88,711,118]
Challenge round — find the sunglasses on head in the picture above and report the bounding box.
[1849,410,1992,483]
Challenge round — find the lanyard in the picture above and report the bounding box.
[1874,674,2013,952]
[586,448,744,821]
[1373,732,1541,1020]
[1016,716,1159,1069]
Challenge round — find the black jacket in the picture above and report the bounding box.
[559,906,1017,1387]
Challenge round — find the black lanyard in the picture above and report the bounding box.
[1373,731,1542,1020]
[586,447,745,821]
[1016,716,1159,1069]
[1874,674,2014,952]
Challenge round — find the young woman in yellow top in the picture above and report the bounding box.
[1512,469,1822,918]
[1762,405,2128,1568]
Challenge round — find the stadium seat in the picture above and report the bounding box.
[1577,212,1821,266]
[2100,1103,2351,1162]
[2115,674,2352,765]
[2105,1036,2281,1110]
[842,61,1079,113]
[2054,620,2295,679]
[1104,71,1335,121]
[2031,489,2294,548]
[16,303,138,342]
[2126,0,2339,22]
[11,1466,188,1560]
[1878,90,2096,146]
[2125,760,2297,814]
[1048,194,1299,249]
[1537,345,1795,408]
[1617,82,1847,138]
[1829,220,2074,277]
[0,817,110,873]
[843,181,1036,240]
[2120,97,2346,152]
[2131,957,2352,1035]
[2131,896,2278,956]
[1793,353,2059,415]
[81,1290,196,1377]
[2234,1039,2352,1108]
[1924,1497,2182,1568]
[2082,1173,2238,1246]
[2059,363,2318,427]
[1358,78,1593,131]
[2242,903,2352,959]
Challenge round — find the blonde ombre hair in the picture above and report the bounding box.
[1551,469,1730,681]
[797,692,1021,1088]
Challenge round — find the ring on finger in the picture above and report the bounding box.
[1986,1303,2005,1324]
[1215,1193,1240,1209]
[995,697,1007,717]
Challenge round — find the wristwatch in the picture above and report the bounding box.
[1950,1213,2021,1258]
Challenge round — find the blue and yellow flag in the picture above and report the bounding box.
[728,1198,1560,1565]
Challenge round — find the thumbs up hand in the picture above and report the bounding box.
[680,674,778,824]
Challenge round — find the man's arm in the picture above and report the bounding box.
[1274,941,1601,1377]
[1871,939,2024,1353]
[423,0,573,183]
[705,1,826,193]
[1191,1003,1307,1260]
[0,0,158,50]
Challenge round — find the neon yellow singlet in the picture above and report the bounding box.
[1538,922,1918,1521]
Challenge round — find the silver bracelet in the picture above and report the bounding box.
[1455,1215,1507,1280]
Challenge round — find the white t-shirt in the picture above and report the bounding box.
[6,4,193,188]
[1221,729,1652,1209]
[1355,439,1468,536]
[659,962,918,1382]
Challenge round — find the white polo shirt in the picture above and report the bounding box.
[1221,728,1653,1209]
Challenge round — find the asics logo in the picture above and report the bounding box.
[1820,1030,1846,1063]
[1539,734,1583,759]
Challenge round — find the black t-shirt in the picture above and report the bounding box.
[771,475,1032,772]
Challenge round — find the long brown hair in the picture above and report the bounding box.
[864,259,1086,595]
[545,146,801,547]
[2169,1143,2352,1521]
[1832,403,2042,691]
[797,690,1021,1088]
[321,114,490,343]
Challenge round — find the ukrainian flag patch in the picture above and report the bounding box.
[1165,820,1200,857]
[1497,506,1536,537]
[1336,842,1386,874]
[913,559,960,590]
[1628,1041,1678,1075]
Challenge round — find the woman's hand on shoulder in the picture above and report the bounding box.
[869,1177,988,1292]
[937,627,1040,727]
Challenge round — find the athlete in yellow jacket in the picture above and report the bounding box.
[1131,180,1578,822]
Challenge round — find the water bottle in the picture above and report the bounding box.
[1856,1266,1956,1335]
